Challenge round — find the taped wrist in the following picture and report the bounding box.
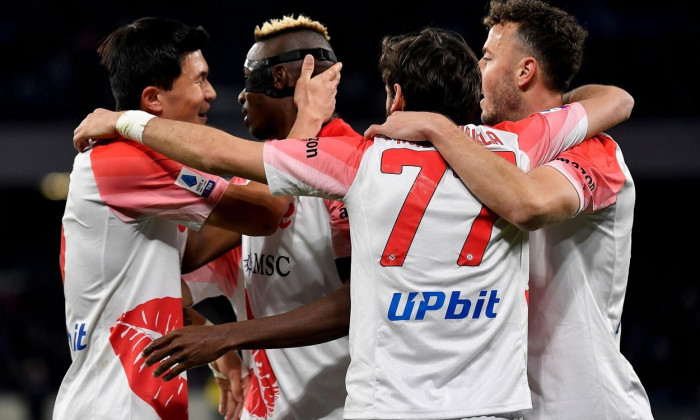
[208,362,228,380]
[116,110,156,144]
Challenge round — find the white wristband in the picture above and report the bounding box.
[116,110,156,144]
[208,362,228,380]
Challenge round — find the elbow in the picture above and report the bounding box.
[251,224,279,237]
[619,91,635,121]
[245,215,280,237]
[503,194,577,232]
[513,216,548,232]
[508,214,547,232]
[246,197,290,237]
[502,199,551,232]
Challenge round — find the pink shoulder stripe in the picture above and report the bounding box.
[264,136,369,198]
[497,102,587,167]
[546,134,626,212]
[90,140,226,223]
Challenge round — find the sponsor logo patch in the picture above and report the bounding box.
[175,167,216,198]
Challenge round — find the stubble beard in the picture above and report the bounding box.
[481,77,524,126]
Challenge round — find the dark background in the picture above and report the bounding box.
[0,1,698,418]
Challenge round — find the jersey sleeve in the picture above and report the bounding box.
[323,198,352,259]
[90,140,228,230]
[497,102,589,168]
[545,133,627,214]
[263,136,369,199]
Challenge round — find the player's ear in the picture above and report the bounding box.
[272,64,289,89]
[389,83,406,113]
[142,86,163,114]
[517,56,537,89]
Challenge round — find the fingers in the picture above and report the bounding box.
[364,124,382,140]
[224,391,239,420]
[74,119,90,152]
[148,352,178,377]
[160,360,188,381]
[299,55,343,84]
[320,62,342,87]
[216,381,228,415]
[141,338,184,379]
[329,61,342,81]
[299,54,315,81]
[142,334,170,359]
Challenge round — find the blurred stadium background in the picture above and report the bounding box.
[1,0,698,418]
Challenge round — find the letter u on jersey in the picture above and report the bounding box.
[387,290,500,321]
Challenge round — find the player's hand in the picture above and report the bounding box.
[364,111,440,141]
[141,324,229,381]
[294,54,342,127]
[73,108,124,152]
[211,354,249,420]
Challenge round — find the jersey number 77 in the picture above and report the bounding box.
[379,148,516,267]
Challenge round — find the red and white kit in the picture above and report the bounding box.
[526,134,653,419]
[57,139,229,420]
[262,103,589,419]
[184,118,356,420]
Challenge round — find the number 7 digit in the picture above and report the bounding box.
[380,148,516,267]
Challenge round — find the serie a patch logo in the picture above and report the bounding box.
[175,167,216,198]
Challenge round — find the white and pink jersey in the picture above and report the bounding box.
[56,138,228,420]
[263,103,589,419]
[184,118,355,420]
[526,135,653,419]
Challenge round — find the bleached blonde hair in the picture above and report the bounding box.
[254,14,331,41]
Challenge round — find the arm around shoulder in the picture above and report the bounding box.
[564,84,634,138]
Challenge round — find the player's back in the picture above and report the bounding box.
[342,133,532,418]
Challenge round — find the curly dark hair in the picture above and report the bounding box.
[483,0,588,92]
[379,27,481,125]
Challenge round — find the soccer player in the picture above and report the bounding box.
[181,14,355,420]
[365,1,653,418]
[73,27,632,419]
[55,17,320,419]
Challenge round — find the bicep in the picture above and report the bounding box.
[527,165,581,223]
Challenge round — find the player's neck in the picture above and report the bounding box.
[527,89,564,116]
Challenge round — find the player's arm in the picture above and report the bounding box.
[565,84,634,139]
[142,281,351,381]
[182,225,242,274]
[184,180,291,273]
[364,112,575,230]
[73,55,342,183]
[205,180,290,235]
[363,86,633,230]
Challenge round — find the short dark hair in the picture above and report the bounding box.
[97,17,210,110]
[483,0,588,92]
[379,27,481,125]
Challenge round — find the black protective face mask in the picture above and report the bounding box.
[243,48,337,98]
